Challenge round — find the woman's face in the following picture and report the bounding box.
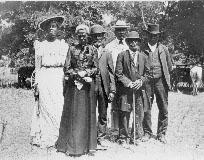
[77,32,88,45]
[49,22,58,36]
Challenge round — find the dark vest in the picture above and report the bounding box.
[149,47,162,78]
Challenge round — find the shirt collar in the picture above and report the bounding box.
[116,38,126,45]
[148,43,157,48]
[128,49,138,56]
[148,43,157,52]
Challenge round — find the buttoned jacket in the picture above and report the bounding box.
[115,49,151,112]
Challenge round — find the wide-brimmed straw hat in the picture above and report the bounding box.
[143,23,161,34]
[113,20,130,29]
[38,16,65,31]
[90,24,106,35]
[125,31,141,42]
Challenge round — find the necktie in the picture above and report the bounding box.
[132,52,136,59]
[132,52,137,66]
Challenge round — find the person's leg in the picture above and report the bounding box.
[119,111,131,138]
[154,78,168,143]
[142,82,154,141]
[110,95,120,129]
[98,86,108,138]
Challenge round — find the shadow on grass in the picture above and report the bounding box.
[0,82,32,90]
[171,87,204,95]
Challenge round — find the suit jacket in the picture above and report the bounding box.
[143,43,173,90]
[98,47,116,97]
[115,49,151,112]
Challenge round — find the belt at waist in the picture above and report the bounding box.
[42,65,63,68]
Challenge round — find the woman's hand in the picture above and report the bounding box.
[78,71,87,78]
[83,77,92,82]
[108,92,115,102]
[33,84,39,101]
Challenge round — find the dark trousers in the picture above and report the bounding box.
[143,77,168,136]
[95,81,108,137]
[119,93,144,139]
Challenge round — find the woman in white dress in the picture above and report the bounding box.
[30,16,69,148]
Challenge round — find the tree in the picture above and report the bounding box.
[163,1,204,64]
[0,1,167,67]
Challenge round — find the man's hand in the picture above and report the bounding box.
[108,92,115,102]
[132,79,143,90]
[128,82,135,88]
[78,71,87,78]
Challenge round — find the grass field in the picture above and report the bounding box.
[0,88,204,160]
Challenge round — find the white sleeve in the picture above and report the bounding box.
[34,40,43,56]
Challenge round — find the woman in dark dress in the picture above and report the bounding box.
[55,24,99,156]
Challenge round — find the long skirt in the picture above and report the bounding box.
[55,79,97,156]
[30,67,64,148]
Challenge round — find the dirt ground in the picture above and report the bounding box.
[0,88,204,160]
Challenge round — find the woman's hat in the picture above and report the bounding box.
[90,24,106,35]
[113,20,130,29]
[75,24,90,34]
[143,23,161,34]
[125,31,141,41]
[38,16,65,31]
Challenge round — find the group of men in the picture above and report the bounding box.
[88,20,173,146]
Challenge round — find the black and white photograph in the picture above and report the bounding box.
[0,0,203,160]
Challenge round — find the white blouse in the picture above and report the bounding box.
[34,39,69,67]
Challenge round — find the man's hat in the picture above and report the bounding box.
[38,16,65,31]
[113,20,130,29]
[125,31,141,41]
[143,23,161,34]
[90,24,106,35]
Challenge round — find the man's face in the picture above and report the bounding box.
[126,39,141,52]
[91,33,105,47]
[77,32,88,45]
[115,28,127,41]
[148,33,159,45]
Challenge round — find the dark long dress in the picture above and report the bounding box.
[55,44,98,156]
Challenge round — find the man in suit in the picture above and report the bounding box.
[115,31,151,143]
[90,25,116,145]
[105,20,130,129]
[142,24,173,144]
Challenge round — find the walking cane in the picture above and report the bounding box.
[132,90,136,145]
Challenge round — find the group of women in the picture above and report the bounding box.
[30,16,99,156]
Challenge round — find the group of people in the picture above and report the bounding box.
[30,15,173,157]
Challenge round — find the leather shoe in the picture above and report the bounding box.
[88,150,96,156]
[157,134,167,144]
[141,133,151,142]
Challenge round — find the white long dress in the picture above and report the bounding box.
[30,39,69,148]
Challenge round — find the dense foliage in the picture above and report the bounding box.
[0,1,204,67]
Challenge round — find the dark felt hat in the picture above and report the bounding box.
[143,23,161,34]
